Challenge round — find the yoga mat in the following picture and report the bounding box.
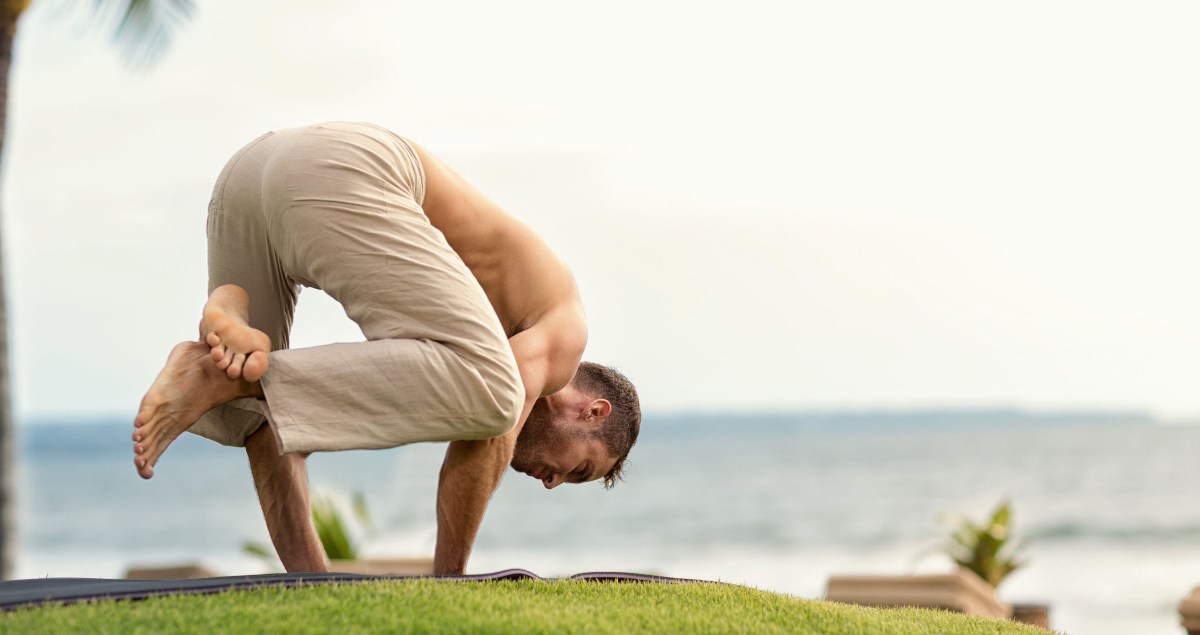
[0,570,705,611]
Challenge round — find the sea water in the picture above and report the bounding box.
[13,412,1200,635]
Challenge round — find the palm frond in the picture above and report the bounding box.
[242,541,276,561]
[92,0,195,68]
[352,491,372,529]
[312,497,355,560]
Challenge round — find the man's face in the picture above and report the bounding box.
[511,399,616,490]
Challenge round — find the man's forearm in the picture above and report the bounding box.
[246,424,329,573]
[433,432,516,574]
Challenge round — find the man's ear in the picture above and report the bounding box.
[584,398,612,422]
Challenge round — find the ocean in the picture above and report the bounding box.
[13,412,1200,635]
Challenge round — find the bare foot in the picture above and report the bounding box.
[133,341,262,479]
[201,284,272,382]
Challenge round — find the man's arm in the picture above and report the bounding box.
[433,312,583,574]
[245,423,330,572]
[433,399,535,574]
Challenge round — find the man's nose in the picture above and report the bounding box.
[543,474,562,490]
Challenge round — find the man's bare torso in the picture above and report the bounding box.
[409,142,587,398]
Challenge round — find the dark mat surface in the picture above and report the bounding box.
[0,570,704,611]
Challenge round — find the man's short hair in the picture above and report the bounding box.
[571,361,640,489]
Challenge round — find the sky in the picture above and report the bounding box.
[5,0,1200,422]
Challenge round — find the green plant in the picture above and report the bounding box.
[244,491,372,564]
[939,498,1028,589]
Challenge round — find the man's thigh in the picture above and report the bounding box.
[262,124,509,361]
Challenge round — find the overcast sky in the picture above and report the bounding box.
[6,0,1200,422]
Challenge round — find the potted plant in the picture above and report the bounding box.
[939,498,1026,587]
[827,498,1047,628]
[938,499,1047,628]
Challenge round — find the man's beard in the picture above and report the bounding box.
[511,403,553,474]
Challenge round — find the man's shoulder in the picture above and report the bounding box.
[511,304,587,397]
[521,304,587,358]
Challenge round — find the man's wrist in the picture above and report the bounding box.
[433,550,467,575]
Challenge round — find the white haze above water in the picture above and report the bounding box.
[7,1,1200,422]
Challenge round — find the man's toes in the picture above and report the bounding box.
[134,399,156,424]
[145,439,175,474]
[134,423,165,455]
[227,353,246,379]
[213,344,230,368]
[243,352,269,382]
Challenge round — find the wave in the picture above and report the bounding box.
[1027,522,1200,543]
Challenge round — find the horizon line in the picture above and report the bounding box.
[14,405,1171,427]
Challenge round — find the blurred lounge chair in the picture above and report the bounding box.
[825,567,1011,620]
[124,563,218,580]
[1178,586,1200,634]
[327,557,433,575]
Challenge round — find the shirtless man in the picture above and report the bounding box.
[131,122,641,574]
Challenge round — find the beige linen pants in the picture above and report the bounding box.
[189,122,524,454]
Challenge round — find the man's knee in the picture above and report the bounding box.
[476,367,525,439]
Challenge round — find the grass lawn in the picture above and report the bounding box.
[1,579,1051,634]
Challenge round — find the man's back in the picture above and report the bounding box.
[410,141,587,398]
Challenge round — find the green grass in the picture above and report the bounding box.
[1,579,1050,634]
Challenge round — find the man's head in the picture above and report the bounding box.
[510,362,640,490]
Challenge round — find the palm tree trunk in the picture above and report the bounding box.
[0,14,15,581]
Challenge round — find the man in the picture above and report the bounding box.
[131,122,640,574]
